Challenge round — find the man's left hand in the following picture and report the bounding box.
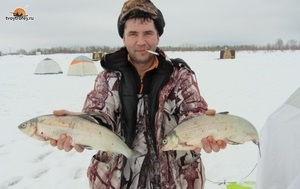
[194,109,227,153]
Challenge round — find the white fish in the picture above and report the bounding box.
[18,114,139,158]
[161,114,260,152]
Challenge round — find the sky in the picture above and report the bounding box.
[1,0,300,53]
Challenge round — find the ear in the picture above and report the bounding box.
[123,36,126,45]
[156,35,160,45]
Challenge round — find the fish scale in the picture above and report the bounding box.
[18,114,139,158]
[161,114,260,151]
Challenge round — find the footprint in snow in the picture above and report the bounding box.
[34,151,52,163]
[0,176,23,189]
[74,168,84,179]
[32,168,49,178]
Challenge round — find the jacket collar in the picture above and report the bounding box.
[100,46,171,72]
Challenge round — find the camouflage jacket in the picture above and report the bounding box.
[82,47,208,189]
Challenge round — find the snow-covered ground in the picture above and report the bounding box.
[0,50,299,189]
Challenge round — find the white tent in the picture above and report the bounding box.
[256,87,300,189]
[34,58,63,74]
[67,55,98,76]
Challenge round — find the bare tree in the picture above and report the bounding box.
[274,38,284,50]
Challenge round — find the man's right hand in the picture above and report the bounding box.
[49,109,84,153]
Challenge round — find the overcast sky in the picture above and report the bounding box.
[1,0,299,53]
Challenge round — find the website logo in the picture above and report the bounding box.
[5,7,34,21]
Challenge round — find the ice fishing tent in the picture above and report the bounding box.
[92,52,101,61]
[220,47,235,59]
[256,87,300,189]
[92,52,104,61]
[34,58,63,74]
[67,55,98,76]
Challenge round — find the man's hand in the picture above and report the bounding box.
[49,109,84,153]
[194,109,227,153]
[194,136,227,153]
[205,109,216,116]
[201,136,227,153]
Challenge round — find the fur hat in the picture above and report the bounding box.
[117,0,165,38]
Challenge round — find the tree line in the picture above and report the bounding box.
[11,38,300,55]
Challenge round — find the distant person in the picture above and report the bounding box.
[49,0,227,188]
[256,87,300,189]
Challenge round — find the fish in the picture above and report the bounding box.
[18,114,139,159]
[161,113,260,153]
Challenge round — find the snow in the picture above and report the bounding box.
[1,51,299,189]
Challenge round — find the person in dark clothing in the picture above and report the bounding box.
[50,0,227,188]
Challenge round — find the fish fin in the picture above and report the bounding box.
[253,140,262,157]
[76,114,100,124]
[89,114,113,129]
[172,142,198,151]
[217,111,229,115]
[181,142,197,148]
[79,144,93,150]
[226,138,242,145]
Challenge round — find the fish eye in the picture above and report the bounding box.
[162,139,168,145]
[20,123,27,128]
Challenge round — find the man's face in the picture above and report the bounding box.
[123,18,160,64]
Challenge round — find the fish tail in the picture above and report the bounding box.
[131,149,141,159]
[258,143,262,157]
[252,139,261,157]
[124,149,141,159]
[125,150,142,169]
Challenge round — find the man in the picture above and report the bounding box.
[256,87,300,189]
[51,0,226,188]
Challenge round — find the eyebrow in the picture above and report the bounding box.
[127,30,155,34]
